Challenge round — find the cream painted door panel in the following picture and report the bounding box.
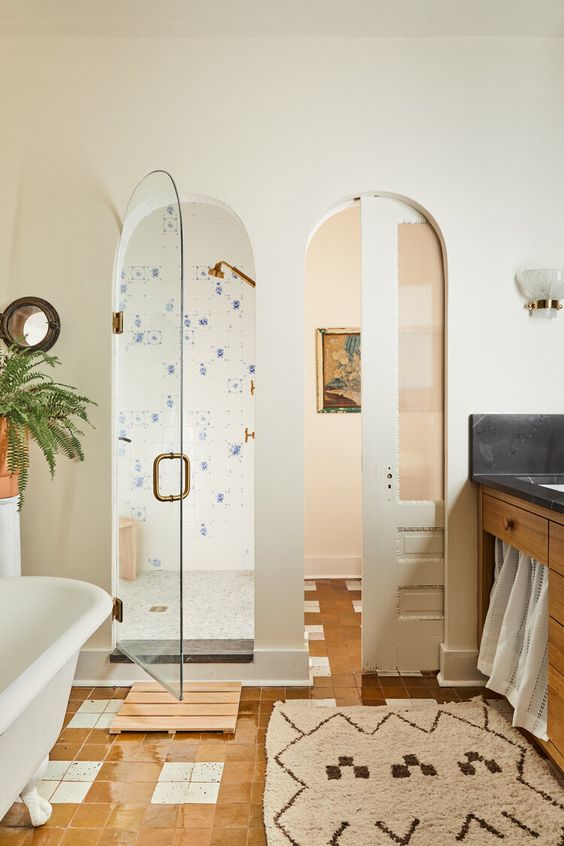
[361,196,445,671]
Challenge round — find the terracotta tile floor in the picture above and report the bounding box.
[0,578,490,845]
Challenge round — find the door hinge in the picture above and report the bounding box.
[244,427,255,443]
[112,597,123,622]
[250,379,255,396]
[112,311,124,334]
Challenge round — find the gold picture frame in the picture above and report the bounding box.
[316,327,361,413]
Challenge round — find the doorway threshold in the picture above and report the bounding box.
[110,638,254,664]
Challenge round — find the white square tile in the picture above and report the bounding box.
[310,665,331,677]
[151,782,192,804]
[304,582,316,591]
[94,713,115,729]
[411,699,436,707]
[309,657,330,668]
[50,781,92,803]
[306,631,325,641]
[304,601,320,612]
[305,625,324,634]
[104,699,125,713]
[377,671,400,677]
[191,762,224,783]
[311,699,337,707]
[159,762,194,782]
[346,580,362,590]
[63,762,102,782]
[67,714,99,729]
[77,699,112,714]
[185,782,220,803]
[353,601,362,613]
[37,781,59,801]
[44,761,72,780]
[385,699,413,709]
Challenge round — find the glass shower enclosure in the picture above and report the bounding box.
[112,171,256,700]
[113,170,186,698]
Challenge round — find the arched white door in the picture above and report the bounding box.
[361,196,445,671]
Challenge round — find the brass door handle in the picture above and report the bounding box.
[245,427,255,443]
[503,517,514,531]
[153,453,190,502]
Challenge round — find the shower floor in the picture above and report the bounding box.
[117,570,254,646]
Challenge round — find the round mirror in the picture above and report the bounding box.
[0,297,60,351]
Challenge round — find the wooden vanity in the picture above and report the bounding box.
[478,485,564,770]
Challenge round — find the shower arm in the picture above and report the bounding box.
[209,260,256,288]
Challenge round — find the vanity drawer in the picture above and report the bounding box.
[548,664,564,756]
[549,617,564,676]
[482,494,548,563]
[550,569,564,627]
[549,522,564,577]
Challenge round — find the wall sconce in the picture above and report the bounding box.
[517,269,564,319]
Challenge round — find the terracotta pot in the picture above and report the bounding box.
[0,417,19,499]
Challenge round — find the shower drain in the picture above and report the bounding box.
[149,605,168,613]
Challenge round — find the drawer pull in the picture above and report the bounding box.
[503,517,514,531]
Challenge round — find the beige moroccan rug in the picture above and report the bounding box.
[265,700,564,845]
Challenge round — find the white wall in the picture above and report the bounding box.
[304,205,362,577]
[2,37,564,679]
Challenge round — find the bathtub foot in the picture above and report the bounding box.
[20,756,52,827]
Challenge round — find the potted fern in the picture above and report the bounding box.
[0,345,95,509]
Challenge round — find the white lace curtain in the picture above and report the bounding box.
[478,538,548,740]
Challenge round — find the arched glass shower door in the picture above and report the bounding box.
[113,170,185,698]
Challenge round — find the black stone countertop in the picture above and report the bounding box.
[470,414,564,514]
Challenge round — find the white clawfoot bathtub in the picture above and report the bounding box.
[0,577,112,826]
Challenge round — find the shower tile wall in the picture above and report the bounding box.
[117,201,255,573]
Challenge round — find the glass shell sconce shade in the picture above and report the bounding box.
[517,269,564,319]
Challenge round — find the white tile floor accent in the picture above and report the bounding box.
[377,671,400,677]
[68,700,125,729]
[309,656,331,677]
[345,580,362,590]
[34,761,103,804]
[353,601,362,613]
[158,763,194,782]
[400,671,423,677]
[151,761,224,804]
[304,601,320,612]
[311,698,337,707]
[191,762,223,783]
[385,699,414,709]
[304,582,316,591]
[305,624,325,641]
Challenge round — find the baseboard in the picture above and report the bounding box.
[75,646,311,687]
[438,643,488,686]
[304,556,361,579]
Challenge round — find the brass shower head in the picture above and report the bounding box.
[208,261,225,279]
[208,260,256,288]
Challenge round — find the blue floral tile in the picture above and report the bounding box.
[148,557,162,569]
[163,216,178,233]
[199,362,207,376]
[131,266,146,281]
[229,443,242,457]
[228,379,242,393]
[132,331,145,345]
[199,523,208,537]
[147,330,161,345]
[131,507,146,522]
[231,299,241,311]
[150,413,160,424]
[165,362,178,376]
[134,314,143,328]
[133,475,145,489]
[166,394,175,409]
[183,314,191,328]
[183,330,195,345]
[150,266,161,278]
[199,460,209,472]
[165,300,175,313]
[130,411,146,427]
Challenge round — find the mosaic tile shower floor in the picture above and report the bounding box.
[0,579,504,845]
[118,570,254,641]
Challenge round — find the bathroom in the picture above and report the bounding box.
[1,2,564,844]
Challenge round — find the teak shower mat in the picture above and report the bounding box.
[110,681,242,734]
[265,699,564,845]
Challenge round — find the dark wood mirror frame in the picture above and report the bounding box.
[0,297,61,352]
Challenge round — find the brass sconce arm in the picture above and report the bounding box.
[208,261,256,288]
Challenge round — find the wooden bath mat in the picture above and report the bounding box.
[109,681,242,734]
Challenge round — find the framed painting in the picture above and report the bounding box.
[316,327,361,413]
